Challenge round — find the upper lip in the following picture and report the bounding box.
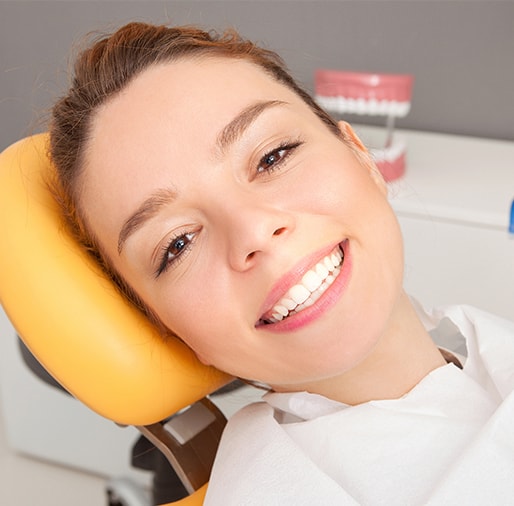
[256,241,343,324]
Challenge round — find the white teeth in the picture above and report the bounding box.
[274,305,289,317]
[289,285,311,305]
[327,268,340,285]
[315,263,329,279]
[317,282,329,295]
[301,270,323,292]
[324,256,334,271]
[281,298,297,310]
[264,246,344,324]
[315,95,411,118]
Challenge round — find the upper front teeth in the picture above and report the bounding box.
[268,247,343,323]
[315,95,411,118]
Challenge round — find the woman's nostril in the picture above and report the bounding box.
[241,226,287,266]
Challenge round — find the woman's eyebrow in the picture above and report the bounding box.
[118,188,176,254]
[216,99,289,154]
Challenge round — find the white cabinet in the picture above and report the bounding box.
[357,126,514,320]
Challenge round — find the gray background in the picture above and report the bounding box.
[1,0,514,152]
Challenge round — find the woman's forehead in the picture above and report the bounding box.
[88,57,306,169]
[105,56,294,116]
[91,58,295,146]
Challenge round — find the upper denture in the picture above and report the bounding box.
[314,70,413,118]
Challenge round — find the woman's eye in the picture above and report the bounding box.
[155,232,195,278]
[256,141,302,175]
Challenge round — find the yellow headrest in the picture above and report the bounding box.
[0,134,231,425]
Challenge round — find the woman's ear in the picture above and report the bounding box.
[338,121,387,195]
[338,121,367,152]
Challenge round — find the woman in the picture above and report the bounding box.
[50,22,514,505]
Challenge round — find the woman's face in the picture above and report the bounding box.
[82,57,404,390]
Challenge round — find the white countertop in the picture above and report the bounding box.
[354,125,514,230]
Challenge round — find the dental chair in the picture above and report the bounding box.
[0,134,233,505]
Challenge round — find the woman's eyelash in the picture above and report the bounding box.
[256,140,304,175]
[155,232,195,278]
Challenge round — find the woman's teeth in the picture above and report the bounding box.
[263,246,344,324]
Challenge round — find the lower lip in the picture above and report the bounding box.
[259,240,351,333]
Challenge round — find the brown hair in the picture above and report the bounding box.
[49,21,342,327]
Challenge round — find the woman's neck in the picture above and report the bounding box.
[275,292,447,406]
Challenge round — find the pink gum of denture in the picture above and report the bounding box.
[314,70,414,182]
[315,70,413,114]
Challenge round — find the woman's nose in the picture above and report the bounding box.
[225,202,294,272]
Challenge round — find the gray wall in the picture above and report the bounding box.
[1,0,514,152]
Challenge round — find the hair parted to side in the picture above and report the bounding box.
[49,21,343,330]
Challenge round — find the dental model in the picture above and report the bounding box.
[315,70,414,181]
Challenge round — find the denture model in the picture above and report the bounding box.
[315,70,414,181]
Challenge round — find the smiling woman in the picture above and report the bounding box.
[49,21,514,506]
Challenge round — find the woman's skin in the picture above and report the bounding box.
[81,57,445,405]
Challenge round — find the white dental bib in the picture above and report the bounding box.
[205,305,514,505]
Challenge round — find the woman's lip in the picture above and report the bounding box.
[256,240,347,326]
[257,240,351,332]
